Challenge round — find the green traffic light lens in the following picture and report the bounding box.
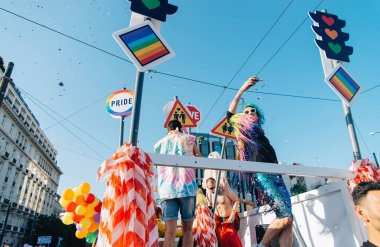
[141,0,160,9]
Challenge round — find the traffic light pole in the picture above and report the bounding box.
[332,60,362,160]
[129,70,145,146]
[0,62,14,108]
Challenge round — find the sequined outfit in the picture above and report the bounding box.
[228,111,292,218]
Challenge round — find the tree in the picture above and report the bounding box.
[290,180,307,196]
[26,215,87,247]
[0,56,5,72]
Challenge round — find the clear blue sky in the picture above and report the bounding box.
[1,0,379,198]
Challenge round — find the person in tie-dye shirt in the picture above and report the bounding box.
[154,120,202,247]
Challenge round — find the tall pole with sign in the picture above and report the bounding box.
[309,10,361,160]
[105,89,135,146]
[113,0,178,146]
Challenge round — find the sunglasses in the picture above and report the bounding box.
[208,186,215,191]
[244,108,257,114]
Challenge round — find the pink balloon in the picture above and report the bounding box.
[76,223,82,231]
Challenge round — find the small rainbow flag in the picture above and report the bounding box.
[326,65,360,104]
[119,25,170,66]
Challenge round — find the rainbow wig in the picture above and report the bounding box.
[242,103,265,125]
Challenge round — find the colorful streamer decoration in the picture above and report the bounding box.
[97,143,158,247]
[347,158,380,190]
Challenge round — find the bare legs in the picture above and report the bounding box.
[260,216,293,247]
[163,219,194,247]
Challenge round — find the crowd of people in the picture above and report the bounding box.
[153,76,379,247]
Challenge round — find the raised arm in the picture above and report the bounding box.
[228,76,260,114]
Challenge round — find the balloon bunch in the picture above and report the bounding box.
[59,182,102,244]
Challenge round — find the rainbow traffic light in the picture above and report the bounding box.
[309,11,353,62]
[129,0,178,22]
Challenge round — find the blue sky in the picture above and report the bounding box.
[1,0,379,198]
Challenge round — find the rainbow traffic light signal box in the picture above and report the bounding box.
[113,21,175,72]
[309,11,353,62]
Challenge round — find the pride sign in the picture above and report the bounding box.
[325,64,361,105]
[113,21,175,72]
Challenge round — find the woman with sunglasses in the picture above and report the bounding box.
[227,76,293,247]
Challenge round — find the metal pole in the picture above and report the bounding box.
[129,71,145,146]
[0,202,12,246]
[212,137,227,214]
[119,87,126,147]
[332,60,361,160]
[119,116,125,146]
[373,153,379,168]
[0,62,14,108]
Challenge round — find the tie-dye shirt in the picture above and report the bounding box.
[154,132,198,200]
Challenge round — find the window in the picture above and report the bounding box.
[1,114,7,126]
[10,123,15,134]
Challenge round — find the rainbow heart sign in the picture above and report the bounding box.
[106,89,134,118]
[112,20,175,72]
[325,64,361,106]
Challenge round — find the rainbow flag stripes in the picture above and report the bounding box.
[119,25,170,66]
[325,64,361,105]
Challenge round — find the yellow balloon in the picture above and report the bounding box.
[75,230,88,239]
[90,197,99,207]
[75,205,86,216]
[61,213,74,225]
[73,186,82,197]
[79,217,91,230]
[59,198,70,207]
[84,206,95,218]
[62,189,75,201]
[80,182,91,194]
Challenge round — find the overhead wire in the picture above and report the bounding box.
[19,88,108,159]
[200,0,297,126]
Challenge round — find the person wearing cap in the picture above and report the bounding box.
[227,76,293,247]
[351,181,380,247]
[154,120,202,247]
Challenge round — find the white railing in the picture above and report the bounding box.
[148,153,354,179]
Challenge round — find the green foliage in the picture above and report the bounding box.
[27,215,87,247]
[290,181,307,196]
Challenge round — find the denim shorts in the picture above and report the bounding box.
[161,196,196,222]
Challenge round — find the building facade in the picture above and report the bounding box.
[0,71,63,246]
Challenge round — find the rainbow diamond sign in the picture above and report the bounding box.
[325,64,361,105]
[112,21,175,72]
[106,89,134,118]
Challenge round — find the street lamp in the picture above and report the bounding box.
[369,131,380,135]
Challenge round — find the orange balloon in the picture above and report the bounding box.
[87,221,99,233]
[80,182,91,194]
[62,189,75,201]
[75,230,88,239]
[65,201,77,213]
[84,206,95,218]
[72,214,84,223]
[76,195,86,205]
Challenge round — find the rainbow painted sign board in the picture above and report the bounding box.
[112,21,175,72]
[106,89,134,118]
[325,64,361,106]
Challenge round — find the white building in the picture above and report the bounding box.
[0,70,63,246]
